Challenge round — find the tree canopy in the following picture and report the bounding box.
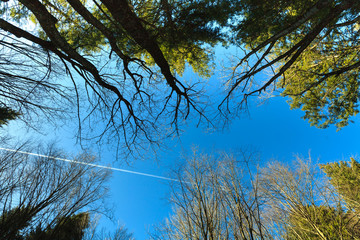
[321,158,360,210]
[154,153,360,239]
[1,209,90,240]
[0,107,19,126]
[0,0,235,155]
[0,0,359,155]
[226,0,360,129]
[0,142,110,239]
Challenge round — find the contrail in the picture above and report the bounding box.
[0,147,181,182]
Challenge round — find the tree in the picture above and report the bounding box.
[152,151,360,239]
[85,221,135,240]
[151,151,270,239]
[0,142,110,239]
[0,206,33,240]
[110,224,135,240]
[321,158,360,210]
[260,158,360,239]
[285,205,355,240]
[223,0,360,129]
[0,32,74,128]
[1,0,360,158]
[0,0,236,157]
[0,107,19,126]
[1,210,91,240]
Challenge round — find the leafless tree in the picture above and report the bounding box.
[85,220,135,240]
[0,32,74,127]
[151,151,360,240]
[151,150,271,240]
[0,141,111,239]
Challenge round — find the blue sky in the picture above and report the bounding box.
[103,94,360,239]
[4,46,360,239]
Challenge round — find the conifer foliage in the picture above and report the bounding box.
[1,0,359,154]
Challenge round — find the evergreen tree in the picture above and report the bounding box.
[0,206,33,240]
[0,209,90,240]
[285,205,354,240]
[0,0,237,154]
[27,212,90,240]
[224,0,360,129]
[281,158,360,239]
[0,107,19,126]
[261,158,360,239]
[0,0,359,155]
[321,158,360,211]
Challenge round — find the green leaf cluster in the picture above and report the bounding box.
[285,205,353,240]
[234,0,319,44]
[321,158,360,209]
[284,158,360,239]
[20,0,238,78]
[280,29,360,129]
[233,0,360,129]
[2,0,360,131]
[27,212,90,240]
[0,207,89,240]
[0,107,20,126]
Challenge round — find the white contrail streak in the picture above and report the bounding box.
[0,147,180,182]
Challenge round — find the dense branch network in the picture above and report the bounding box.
[0,0,211,156]
[221,0,360,129]
[1,0,360,156]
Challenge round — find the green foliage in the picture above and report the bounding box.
[235,0,319,44]
[321,158,360,209]
[34,0,108,54]
[0,208,90,240]
[140,43,214,77]
[0,144,110,240]
[233,0,360,129]
[285,205,353,240]
[0,206,33,240]
[22,0,237,78]
[0,107,20,126]
[27,212,90,240]
[2,0,360,138]
[279,29,360,129]
[283,158,360,239]
[121,0,239,77]
[262,158,360,239]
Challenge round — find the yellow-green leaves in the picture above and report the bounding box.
[279,32,360,129]
[140,43,214,78]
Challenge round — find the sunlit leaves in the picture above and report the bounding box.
[20,0,220,76]
[321,158,360,209]
[279,28,360,129]
[232,0,360,129]
[235,0,319,44]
